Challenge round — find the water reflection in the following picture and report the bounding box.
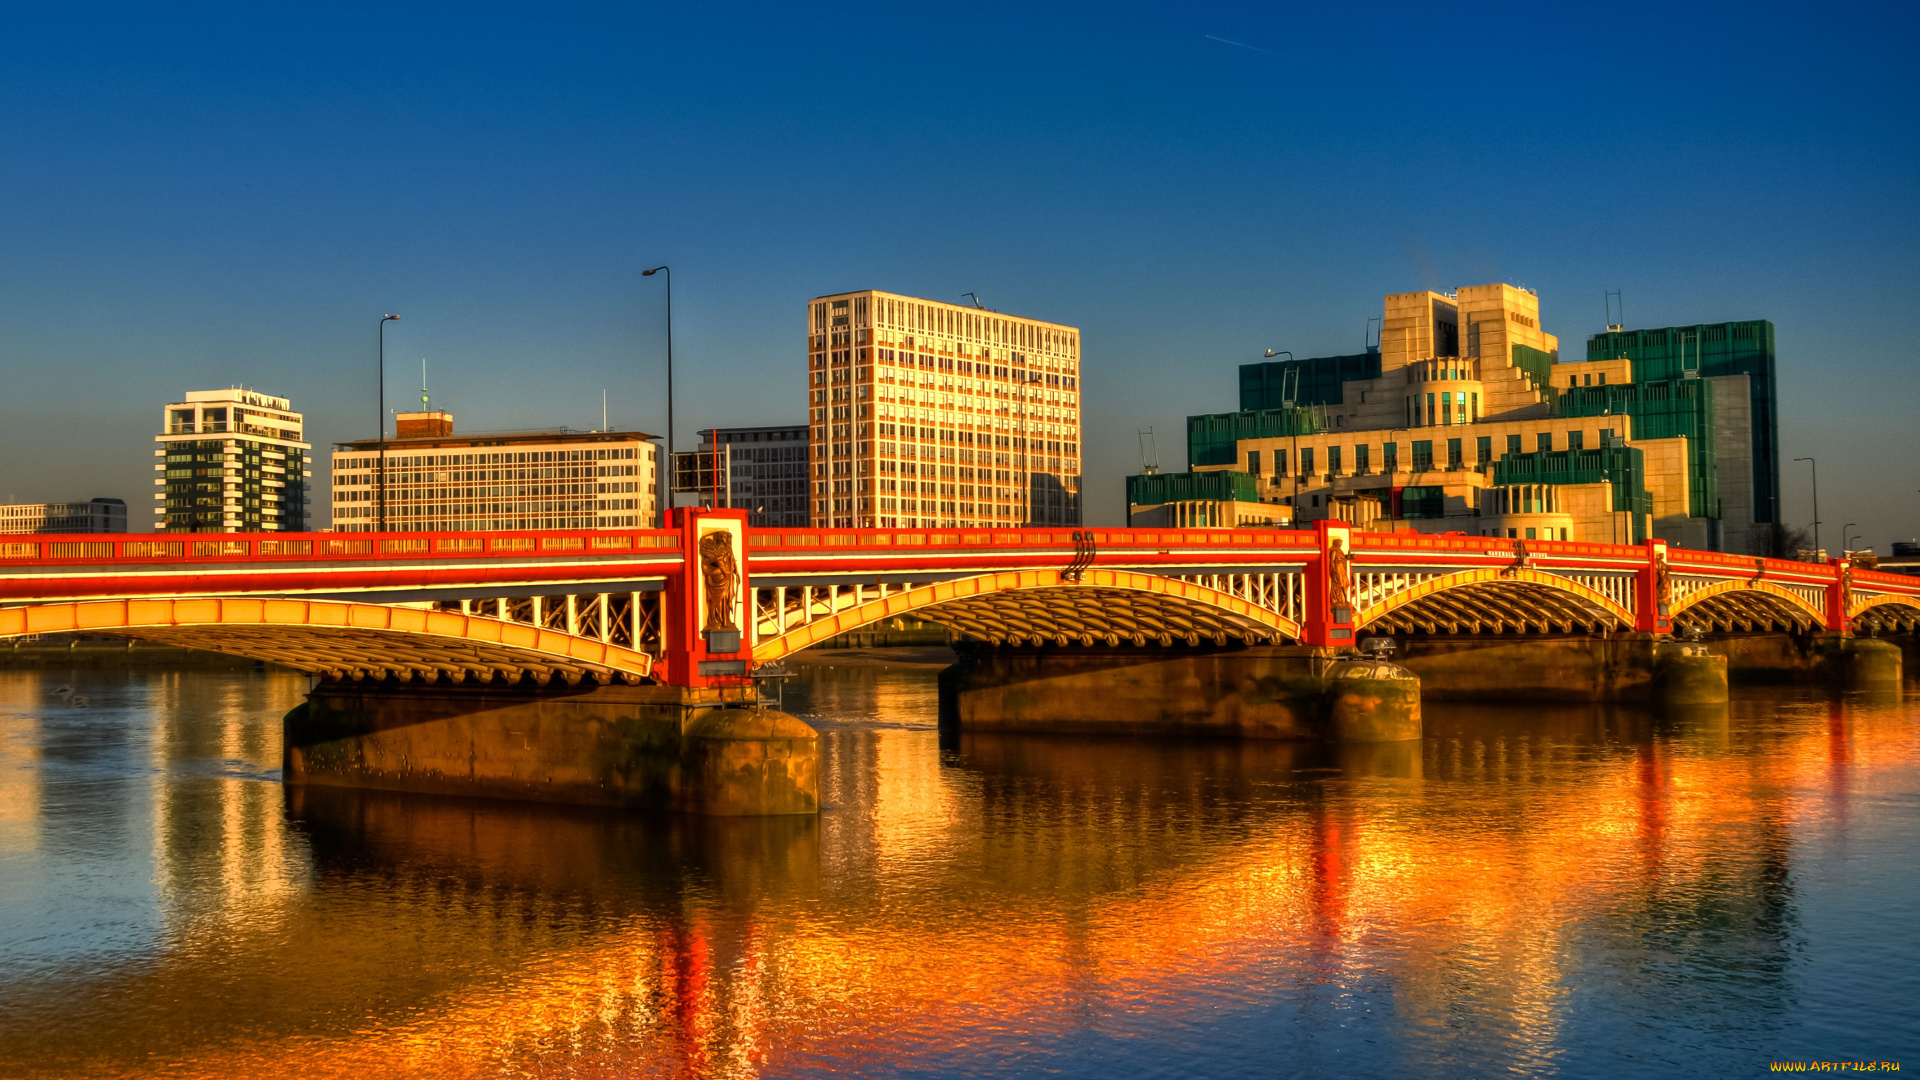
[0,667,1914,1077]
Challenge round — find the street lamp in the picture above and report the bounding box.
[378,314,400,532]
[643,265,672,526]
[1260,349,1299,507]
[1843,523,1859,554]
[1794,457,1820,557]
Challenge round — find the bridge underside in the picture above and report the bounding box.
[1851,598,1920,632]
[916,585,1289,648]
[1362,579,1631,636]
[0,598,655,685]
[1674,589,1819,633]
[753,569,1301,660]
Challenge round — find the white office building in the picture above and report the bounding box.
[155,388,311,532]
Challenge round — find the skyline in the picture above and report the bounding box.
[3,4,1916,545]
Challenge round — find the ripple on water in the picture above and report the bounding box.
[0,669,1915,1078]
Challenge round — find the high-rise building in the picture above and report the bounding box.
[329,411,658,532]
[0,498,127,534]
[807,291,1082,528]
[1584,320,1779,535]
[689,425,810,527]
[1157,284,1775,551]
[154,389,310,533]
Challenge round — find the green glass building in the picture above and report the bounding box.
[1585,321,1778,528]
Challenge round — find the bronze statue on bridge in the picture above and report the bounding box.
[700,530,740,632]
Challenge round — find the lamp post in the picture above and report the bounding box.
[1261,349,1297,508]
[1843,523,1859,554]
[643,266,672,527]
[378,314,400,532]
[1794,456,1820,556]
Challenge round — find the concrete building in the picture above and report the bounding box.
[1155,284,1776,550]
[154,388,310,533]
[329,411,657,532]
[0,498,127,534]
[689,425,810,527]
[1125,471,1292,528]
[807,291,1082,528]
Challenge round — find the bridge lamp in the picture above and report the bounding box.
[1843,523,1859,553]
[379,314,401,533]
[643,265,672,526]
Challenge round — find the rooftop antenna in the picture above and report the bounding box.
[420,358,429,407]
[601,389,608,432]
[1138,428,1160,475]
[1605,289,1625,333]
[961,292,985,309]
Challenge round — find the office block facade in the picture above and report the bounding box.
[694,426,810,527]
[0,498,127,534]
[807,291,1082,528]
[154,389,310,533]
[1585,320,1778,531]
[330,412,657,532]
[1166,284,1773,550]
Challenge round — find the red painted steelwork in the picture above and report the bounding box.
[4,525,1919,685]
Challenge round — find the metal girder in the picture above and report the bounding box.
[1674,590,1816,632]
[0,597,655,683]
[751,568,1300,661]
[1361,577,1626,636]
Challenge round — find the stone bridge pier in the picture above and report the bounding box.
[937,645,1422,742]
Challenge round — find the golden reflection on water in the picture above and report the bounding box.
[0,668,1915,1077]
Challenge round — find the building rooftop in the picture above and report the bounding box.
[333,427,658,451]
[178,388,295,411]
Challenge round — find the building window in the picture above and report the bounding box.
[1328,446,1342,475]
[1537,432,1553,452]
[1506,434,1522,455]
[1355,443,1371,474]
[1476,435,1492,466]
[1426,393,1435,426]
[1447,438,1462,470]
[1247,450,1261,476]
[1402,485,1445,519]
[1568,430,1585,451]
[1598,372,1607,386]
[1301,447,1315,476]
[1275,449,1288,477]
[1412,440,1433,472]
[1383,442,1398,472]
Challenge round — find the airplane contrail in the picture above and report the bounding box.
[1204,34,1279,57]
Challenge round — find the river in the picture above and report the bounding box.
[0,662,1915,1077]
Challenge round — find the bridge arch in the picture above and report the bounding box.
[1848,593,1920,630]
[0,597,655,684]
[1354,567,1635,635]
[752,568,1302,661]
[1669,579,1825,631]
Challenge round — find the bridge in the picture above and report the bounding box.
[7,511,1909,814]
[5,512,1917,689]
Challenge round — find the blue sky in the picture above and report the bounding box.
[2,2,1916,544]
